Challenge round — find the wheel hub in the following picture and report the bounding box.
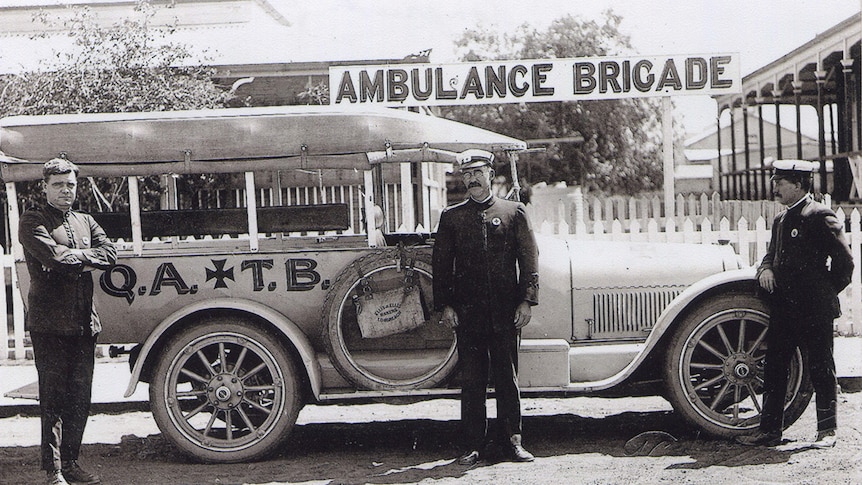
[207,373,243,410]
[725,352,759,384]
[215,386,231,401]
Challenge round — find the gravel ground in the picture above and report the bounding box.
[1,389,861,484]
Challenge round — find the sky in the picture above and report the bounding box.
[266,0,861,135]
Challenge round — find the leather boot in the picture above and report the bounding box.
[735,430,781,447]
[508,434,535,462]
[47,470,69,485]
[457,450,481,466]
[816,400,837,435]
[813,429,836,448]
[61,460,100,485]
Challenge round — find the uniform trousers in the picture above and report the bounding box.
[456,326,521,450]
[31,331,97,471]
[760,303,837,434]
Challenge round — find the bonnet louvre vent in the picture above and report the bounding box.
[591,287,684,339]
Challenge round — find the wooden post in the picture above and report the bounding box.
[244,172,258,252]
[662,96,675,218]
[5,182,21,259]
[128,176,143,256]
[400,162,415,231]
[364,170,376,245]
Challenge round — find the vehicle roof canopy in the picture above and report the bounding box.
[0,105,527,182]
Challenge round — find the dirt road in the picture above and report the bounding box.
[2,389,861,484]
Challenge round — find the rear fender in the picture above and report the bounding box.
[123,298,320,399]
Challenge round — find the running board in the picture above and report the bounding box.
[317,339,645,400]
[3,380,38,401]
[318,388,458,401]
[519,339,643,389]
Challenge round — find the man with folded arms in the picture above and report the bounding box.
[20,159,117,484]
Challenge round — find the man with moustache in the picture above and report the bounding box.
[19,158,117,484]
[737,160,852,448]
[432,149,539,465]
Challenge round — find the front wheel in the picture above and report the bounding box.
[150,318,302,463]
[663,293,813,439]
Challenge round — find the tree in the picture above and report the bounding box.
[441,11,668,195]
[296,81,330,105]
[0,1,232,116]
[0,0,236,212]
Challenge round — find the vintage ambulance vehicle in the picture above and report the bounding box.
[0,106,810,463]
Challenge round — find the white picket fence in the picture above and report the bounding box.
[527,188,787,242]
[0,254,26,361]
[4,192,862,360]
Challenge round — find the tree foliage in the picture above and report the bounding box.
[296,80,330,105]
[440,11,666,195]
[0,1,232,116]
[0,0,235,211]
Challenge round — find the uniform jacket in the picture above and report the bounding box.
[757,196,853,318]
[432,196,539,332]
[19,204,117,336]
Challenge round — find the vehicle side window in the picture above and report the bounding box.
[267,169,365,235]
[82,170,364,241]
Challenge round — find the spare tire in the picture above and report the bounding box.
[321,247,458,391]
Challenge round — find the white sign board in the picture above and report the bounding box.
[329,54,741,107]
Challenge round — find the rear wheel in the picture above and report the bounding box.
[663,293,812,439]
[150,318,302,463]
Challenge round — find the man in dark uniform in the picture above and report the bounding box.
[432,149,539,465]
[737,159,852,448]
[19,159,117,485]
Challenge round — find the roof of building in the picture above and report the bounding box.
[0,0,406,74]
[683,111,820,147]
[712,13,861,109]
[683,148,720,162]
[674,164,714,180]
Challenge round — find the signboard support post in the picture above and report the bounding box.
[662,96,675,218]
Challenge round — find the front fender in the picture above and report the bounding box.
[645,267,758,350]
[567,267,758,392]
[123,298,321,399]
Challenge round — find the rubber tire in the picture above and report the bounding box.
[322,247,458,391]
[663,292,813,439]
[150,318,302,463]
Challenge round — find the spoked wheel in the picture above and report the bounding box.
[664,293,812,439]
[150,318,302,463]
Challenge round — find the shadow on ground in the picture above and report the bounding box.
[3,405,832,485]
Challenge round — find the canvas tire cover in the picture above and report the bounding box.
[321,247,458,391]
